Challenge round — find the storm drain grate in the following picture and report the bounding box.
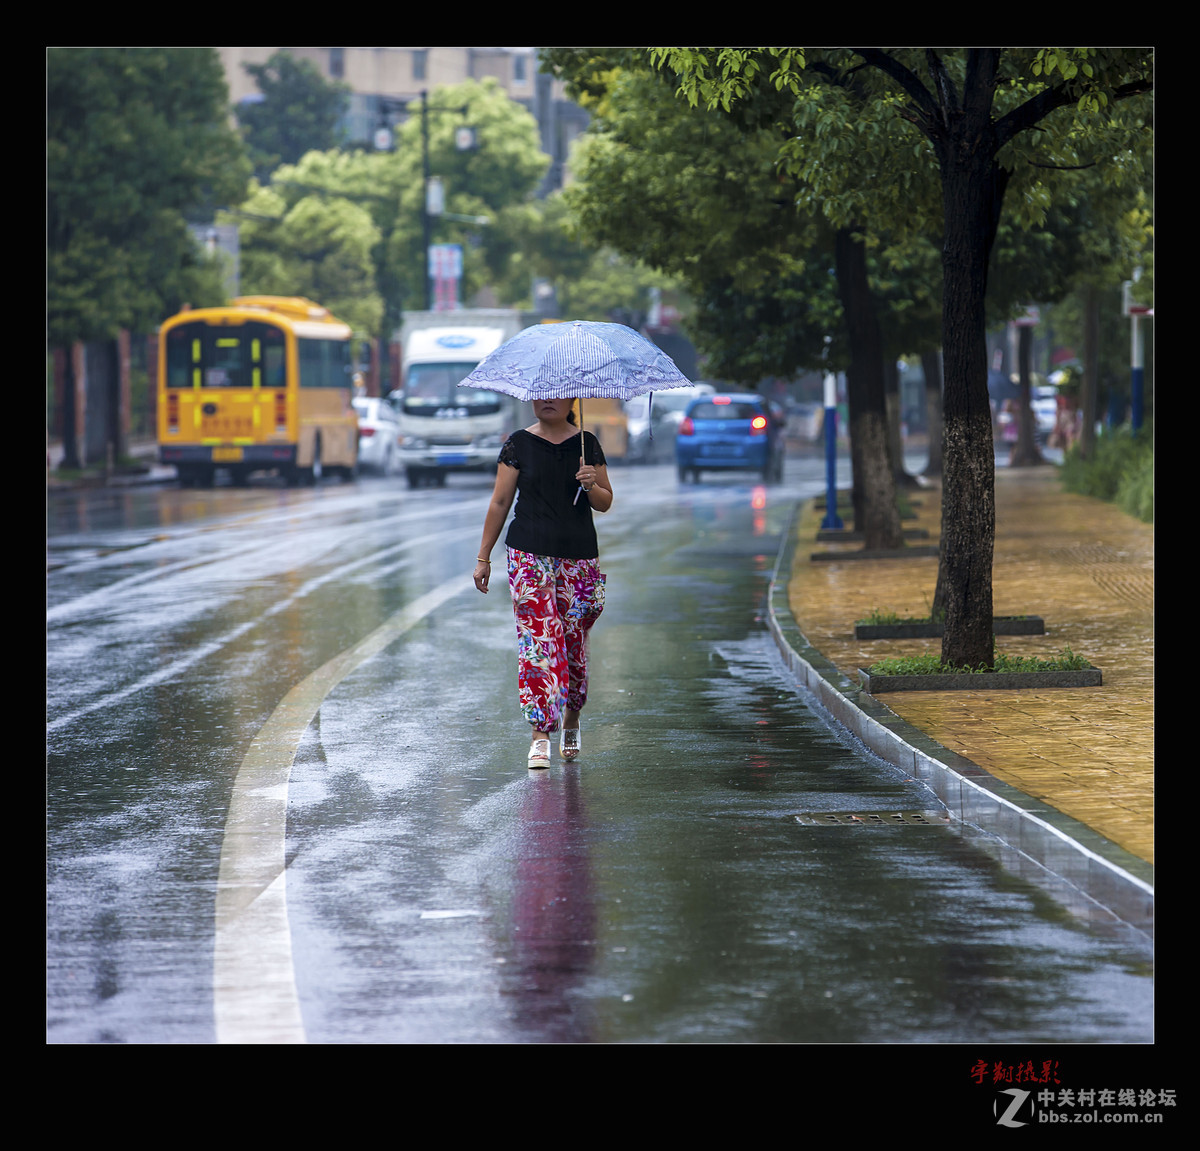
[792,810,950,827]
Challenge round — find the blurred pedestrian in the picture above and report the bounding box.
[474,397,612,767]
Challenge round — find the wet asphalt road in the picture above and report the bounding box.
[46,455,1152,1043]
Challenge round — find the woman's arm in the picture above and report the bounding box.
[474,463,518,593]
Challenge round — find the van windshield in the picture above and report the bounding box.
[403,362,499,415]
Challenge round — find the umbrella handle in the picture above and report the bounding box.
[573,398,586,505]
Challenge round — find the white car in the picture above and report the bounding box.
[1031,385,1058,442]
[353,397,400,475]
[625,383,716,463]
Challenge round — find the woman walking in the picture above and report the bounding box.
[474,397,612,767]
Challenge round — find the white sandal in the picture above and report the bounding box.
[560,728,581,761]
[528,738,551,768]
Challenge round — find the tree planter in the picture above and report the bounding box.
[855,615,1045,639]
[858,665,1102,692]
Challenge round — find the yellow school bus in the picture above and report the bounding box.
[157,296,359,486]
[574,397,628,463]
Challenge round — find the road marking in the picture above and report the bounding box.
[213,572,473,1043]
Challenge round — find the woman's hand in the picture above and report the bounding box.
[575,459,600,491]
[473,558,492,594]
[576,458,613,512]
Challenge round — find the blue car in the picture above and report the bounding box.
[675,393,784,483]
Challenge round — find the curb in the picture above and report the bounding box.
[766,500,1153,939]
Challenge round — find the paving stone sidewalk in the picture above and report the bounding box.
[787,464,1154,864]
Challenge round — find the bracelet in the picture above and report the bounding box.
[476,557,491,563]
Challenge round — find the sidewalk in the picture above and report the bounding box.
[768,461,1152,930]
[47,438,174,489]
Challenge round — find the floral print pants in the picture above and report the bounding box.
[507,548,606,732]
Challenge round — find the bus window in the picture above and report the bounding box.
[164,320,286,388]
[299,338,352,388]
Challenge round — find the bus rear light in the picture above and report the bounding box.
[274,391,288,434]
[167,393,179,432]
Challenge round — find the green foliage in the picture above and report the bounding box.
[556,59,848,380]
[868,648,1092,675]
[47,47,251,346]
[857,609,906,625]
[229,79,549,328]
[237,52,350,181]
[230,180,384,334]
[1059,425,1153,522]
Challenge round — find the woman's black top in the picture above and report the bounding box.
[499,429,606,560]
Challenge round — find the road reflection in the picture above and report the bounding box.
[505,768,597,1042]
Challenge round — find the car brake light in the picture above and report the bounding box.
[359,426,375,437]
[751,415,768,434]
[712,396,731,404]
[679,417,695,436]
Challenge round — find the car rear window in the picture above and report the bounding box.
[691,401,762,420]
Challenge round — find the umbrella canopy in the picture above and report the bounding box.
[457,320,692,401]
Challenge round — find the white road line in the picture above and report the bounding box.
[213,572,473,1044]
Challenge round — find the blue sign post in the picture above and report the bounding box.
[1123,277,1152,433]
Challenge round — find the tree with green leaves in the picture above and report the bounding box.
[48,47,249,348]
[48,47,251,468]
[546,51,909,547]
[236,51,350,181]
[230,79,549,388]
[230,180,384,337]
[652,47,1152,669]
[484,193,679,322]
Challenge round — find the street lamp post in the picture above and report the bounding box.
[420,90,473,310]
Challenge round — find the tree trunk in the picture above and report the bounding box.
[1008,321,1043,466]
[935,152,1004,669]
[921,348,943,479]
[835,227,903,550]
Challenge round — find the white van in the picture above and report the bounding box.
[392,312,529,487]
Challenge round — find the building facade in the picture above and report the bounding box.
[216,47,587,193]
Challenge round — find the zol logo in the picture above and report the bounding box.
[994,1088,1033,1127]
